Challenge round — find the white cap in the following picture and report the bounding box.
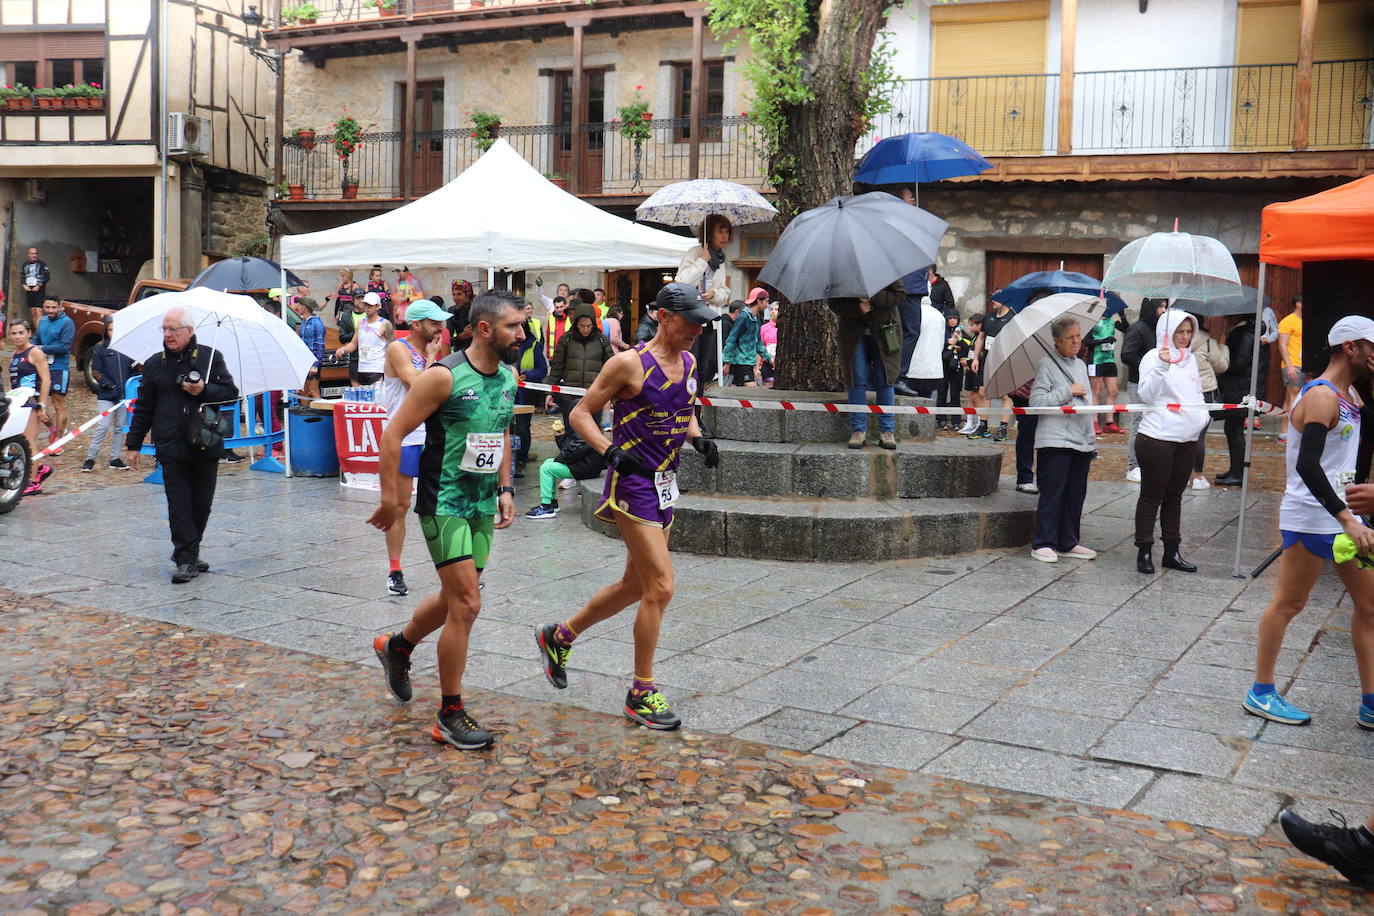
[362,291,383,306]
[1327,315,1374,346]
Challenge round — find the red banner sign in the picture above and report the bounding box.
[334,401,387,485]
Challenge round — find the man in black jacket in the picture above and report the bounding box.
[123,307,239,583]
[1215,315,1260,486]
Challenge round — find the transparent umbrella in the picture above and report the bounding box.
[1103,230,1242,301]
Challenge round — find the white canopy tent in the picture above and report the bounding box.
[276,139,696,477]
[279,139,696,277]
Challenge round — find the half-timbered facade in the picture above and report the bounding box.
[0,0,274,311]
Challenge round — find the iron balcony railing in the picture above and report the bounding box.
[864,73,1062,157]
[867,60,1372,157]
[281,115,769,201]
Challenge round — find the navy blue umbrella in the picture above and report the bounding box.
[854,132,992,185]
[991,270,1127,315]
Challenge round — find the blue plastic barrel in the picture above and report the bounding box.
[288,407,340,477]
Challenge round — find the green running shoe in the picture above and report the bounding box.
[624,688,681,730]
[536,623,570,689]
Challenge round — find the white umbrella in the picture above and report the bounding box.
[984,292,1112,399]
[110,287,316,396]
[1103,230,1242,301]
[634,178,778,227]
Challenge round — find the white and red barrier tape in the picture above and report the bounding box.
[518,381,1284,418]
[36,398,133,458]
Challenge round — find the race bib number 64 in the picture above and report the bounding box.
[461,433,504,474]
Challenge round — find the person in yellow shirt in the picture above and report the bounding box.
[1278,296,1304,442]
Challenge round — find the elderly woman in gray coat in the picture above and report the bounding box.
[1028,315,1098,563]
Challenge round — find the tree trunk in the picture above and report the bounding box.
[772,0,891,392]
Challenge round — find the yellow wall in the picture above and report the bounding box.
[1235,0,1374,149]
[929,0,1050,155]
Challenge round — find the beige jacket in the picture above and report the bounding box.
[676,244,731,310]
[1190,327,1230,393]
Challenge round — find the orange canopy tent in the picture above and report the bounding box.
[1234,173,1374,576]
[1260,173,1374,268]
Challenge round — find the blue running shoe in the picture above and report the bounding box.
[1359,704,1374,730]
[1243,689,1311,725]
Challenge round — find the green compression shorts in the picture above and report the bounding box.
[419,514,495,570]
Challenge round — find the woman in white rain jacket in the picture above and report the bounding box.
[1134,308,1211,575]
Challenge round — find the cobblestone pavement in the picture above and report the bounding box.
[1,395,1371,910]
[2,591,1372,915]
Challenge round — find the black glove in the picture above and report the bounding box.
[604,443,646,476]
[706,247,725,271]
[691,435,719,469]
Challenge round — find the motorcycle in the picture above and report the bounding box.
[0,385,36,514]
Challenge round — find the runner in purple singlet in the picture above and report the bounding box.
[533,282,721,729]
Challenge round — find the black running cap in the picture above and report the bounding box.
[655,282,719,325]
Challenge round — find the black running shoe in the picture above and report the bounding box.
[536,623,570,689]
[193,559,209,573]
[1280,809,1374,889]
[372,633,413,702]
[993,424,1009,442]
[387,570,408,596]
[431,708,494,750]
[624,688,681,730]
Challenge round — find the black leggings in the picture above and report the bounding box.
[1135,433,1197,545]
[937,370,962,410]
[1221,409,1247,478]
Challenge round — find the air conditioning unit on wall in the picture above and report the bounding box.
[168,113,212,158]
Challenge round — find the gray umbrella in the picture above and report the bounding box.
[757,192,948,302]
[1172,285,1269,317]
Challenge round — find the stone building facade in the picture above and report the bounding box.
[918,182,1316,314]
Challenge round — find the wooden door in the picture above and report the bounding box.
[553,69,605,193]
[606,270,640,328]
[405,81,445,196]
[985,251,1106,305]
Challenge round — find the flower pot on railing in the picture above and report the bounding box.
[36,96,60,110]
[289,184,305,200]
[296,129,317,151]
[341,182,359,200]
[547,176,568,190]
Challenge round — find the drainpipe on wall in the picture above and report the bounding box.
[158,0,169,279]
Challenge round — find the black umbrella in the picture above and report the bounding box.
[189,257,303,292]
[1172,285,1269,317]
[757,192,948,302]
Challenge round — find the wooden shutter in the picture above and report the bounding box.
[0,31,104,60]
[930,1,1049,155]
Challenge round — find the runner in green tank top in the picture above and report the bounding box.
[368,290,525,751]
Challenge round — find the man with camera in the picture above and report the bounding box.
[124,307,239,583]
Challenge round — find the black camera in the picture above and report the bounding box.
[177,369,203,386]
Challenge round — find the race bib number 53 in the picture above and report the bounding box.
[461,433,504,474]
[655,470,679,510]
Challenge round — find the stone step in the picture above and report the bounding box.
[576,480,1036,561]
[702,386,937,444]
[677,436,1003,500]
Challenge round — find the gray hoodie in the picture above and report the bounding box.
[1030,349,1095,452]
